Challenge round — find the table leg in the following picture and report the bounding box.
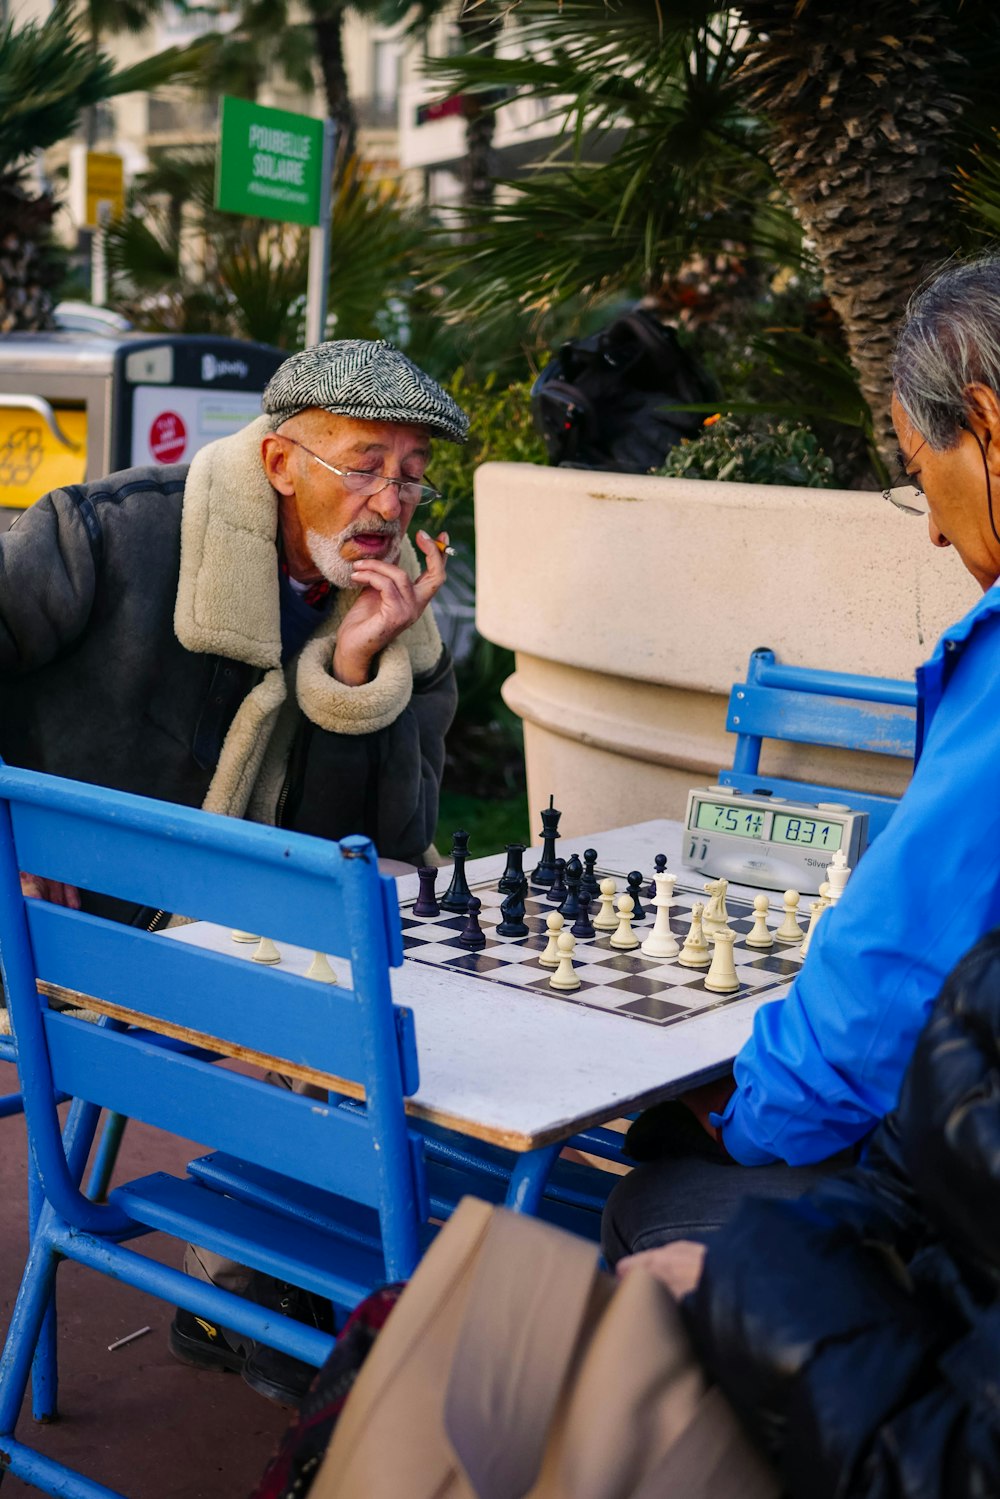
[505,1144,561,1216]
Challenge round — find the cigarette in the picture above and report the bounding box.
[434,537,456,557]
[108,1326,151,1352]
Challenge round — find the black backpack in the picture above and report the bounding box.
[530,309,715,472]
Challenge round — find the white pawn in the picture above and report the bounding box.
[539,910,565,969]
[305,951,337,984]
[744,894,773,950]
[704,929,740,993]
[641,874,679,958]
[609,892,640,951]
[549,929,581,991]
[231,929,259,944]
[592,877,619,932]
[678,902,711,968]
[702,878,730,934]
[252,935,282,965]
[825,850,852,905]
[774,891,804,943]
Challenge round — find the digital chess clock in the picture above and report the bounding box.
[681,786,869,894]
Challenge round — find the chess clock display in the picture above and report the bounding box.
[682,786,869,894]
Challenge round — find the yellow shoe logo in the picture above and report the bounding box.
[194,1318,218,1341]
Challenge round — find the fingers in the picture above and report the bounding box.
[19,874,81,908]
[412,529,448,602]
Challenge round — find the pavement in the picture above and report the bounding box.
[0,1060,291,1498]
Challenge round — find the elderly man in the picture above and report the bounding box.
[5,339,466,922]
[604,253,1000,1262]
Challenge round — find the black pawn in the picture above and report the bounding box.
[571,892,595,941]
[496,877,529,938]
[559,853,583,921]
[547,857,568,904]
[530,795,561,889]
[457,896,487,950]
[627,870,646,920]
[582,849,600,902]
[499,843,526,895]
[441,830,474,913]
[413,865,440,918]
[645,854,668,899]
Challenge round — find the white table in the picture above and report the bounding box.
[169,820,796,1154]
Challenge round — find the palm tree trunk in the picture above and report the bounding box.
[456,1,500,211]
[734,0,966,464]
[309,2,357,178]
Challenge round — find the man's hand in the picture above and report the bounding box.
[616,1240,707,1299]
[332,529,448,687]
[20,873,81,908]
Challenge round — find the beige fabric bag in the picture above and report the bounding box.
[312,1198,779,1499]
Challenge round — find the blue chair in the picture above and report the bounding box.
[0,765,431,1499]
[720,647,917,838]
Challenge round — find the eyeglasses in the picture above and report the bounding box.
[281,436,442,506]
[882,437,928,516]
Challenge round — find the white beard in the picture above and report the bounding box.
[305,523,402,587]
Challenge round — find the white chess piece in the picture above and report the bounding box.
[744,894,773,950]
[701,878,730,934]
[252,935,282,965]
[592,877,619,932]
[609,892,640,951]
[231,929,259,943]
[641,874,679,958]
[774,891,804,943]
[678,902,711,968]
[704,929,740,993]
[825,849,852,905]
[305,951,337,984]
[549,929,581,991]
[799,882,831,959]
[539,910,565,969]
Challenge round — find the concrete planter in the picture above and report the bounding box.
[474,463,977,839]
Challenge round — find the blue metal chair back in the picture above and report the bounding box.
[0,764,423,1282]
[720,647,918,838]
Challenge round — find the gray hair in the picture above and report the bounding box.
[893,252,1000,449]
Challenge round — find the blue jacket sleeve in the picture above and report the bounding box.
[714,606,1000,1166]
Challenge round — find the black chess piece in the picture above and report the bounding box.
[645,854,668,899]
[441,830,474,913]
[496,877,529,938]
[457,896,487,950]
[498,843,526,895]
[559,854,583,921]
[582,849,600,902]
[530,795,561,889]
[547,857,568,904]
[627,870,646,920]
[413,865,440,918]
[571,891,595,941]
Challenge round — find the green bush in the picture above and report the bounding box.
[657,415,836,488]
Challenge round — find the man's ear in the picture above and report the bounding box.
[261,433,296,496]
[963,384,1000,471]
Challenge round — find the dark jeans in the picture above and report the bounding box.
[601,1101,845,1265]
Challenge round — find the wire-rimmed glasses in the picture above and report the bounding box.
[281,435,443,506]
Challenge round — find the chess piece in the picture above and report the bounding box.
[498,844,526,896]
[530,795,561,888]
[305,951,337,984]
[496,878,529,938]
[645,855,668,898]
[609,892,640,951]
[678,903,711,968]
[641,873,679,958]
[744,894,773,950]
[571,892,596,941]
[774,890,804,943]
[547,858,568,904]
[626,871,646,921]
[413,866,440,918]
[231,929,259,943]
[549,930,581,992]
[559,854,583,921]
[593,877,619,931]
[800,886,831,959]
[825,850,852,905]
[581,849,600,902]
[702,878,730,934]
[539,910,564,968]
[704,929,740,993]
[252,936,281,965]
[441,830,474,914]
[457,896,487,950]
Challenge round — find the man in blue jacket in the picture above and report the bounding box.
[604,253,1000,1260]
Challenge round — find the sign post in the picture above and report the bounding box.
[68,147,125,308]
[216,97,335,346]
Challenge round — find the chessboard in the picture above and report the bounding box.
[399,875,804,1028]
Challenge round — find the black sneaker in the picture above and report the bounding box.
[241,1276,333,1409]
[168,1308,249,1374]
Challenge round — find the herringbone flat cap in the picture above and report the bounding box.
[263,338,469,443]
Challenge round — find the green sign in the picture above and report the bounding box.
[216,96,324,227]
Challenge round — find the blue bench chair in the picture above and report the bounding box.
[719,647,918,838]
